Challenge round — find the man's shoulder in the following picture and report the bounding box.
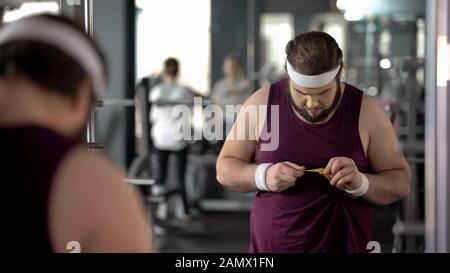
[174,84,195,98]
[248,77,288,105]
[214,78,227,85]
[212,78,229,91]
[360,92,381,111]
[149,83,163,94]
[176,84,191,92]
[242,85,270,107]
[359,92,390,129]
[342,82,366,97]
[56,147,125,186]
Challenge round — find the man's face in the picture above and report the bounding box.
[223,58,240,78]
[288,79,342,123]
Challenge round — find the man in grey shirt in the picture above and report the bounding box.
[211,54,252,135]
[212,53,251,107]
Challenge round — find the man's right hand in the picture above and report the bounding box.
[266,162,305,192]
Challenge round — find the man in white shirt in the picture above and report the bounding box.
[149,58,194,219]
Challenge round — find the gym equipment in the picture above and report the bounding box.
[390,57,425,253]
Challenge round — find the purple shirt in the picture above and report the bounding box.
[1,126,78,252]
[250,78,373,253]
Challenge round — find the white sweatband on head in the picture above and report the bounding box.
[286,61,340,88]
[0,17,106,97]
[255,163,273,191]
[345,172,369,197]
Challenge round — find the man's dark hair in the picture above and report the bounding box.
[224,53,243,67]
[164,57,179,77]
[0,14,107,98]
[286,31,343,76]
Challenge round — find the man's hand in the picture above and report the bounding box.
[323,157,362,191]
[266,162,305,192]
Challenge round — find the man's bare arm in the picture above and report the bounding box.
[216,87,269,193]
[49,147,152,253]
[361,95,411,205]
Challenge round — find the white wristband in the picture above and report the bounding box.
[255,163,273,191]
[345,172,369,197]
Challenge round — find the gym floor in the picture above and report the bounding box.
[154,209,399,253]
[155,211,250,253]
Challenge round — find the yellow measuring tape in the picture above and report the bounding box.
[305,168,332,181]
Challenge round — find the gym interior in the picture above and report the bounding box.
[1,0,449,254]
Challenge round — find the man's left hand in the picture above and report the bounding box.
[323,157,362,191]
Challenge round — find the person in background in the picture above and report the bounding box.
[0,14,152,253]
[212,53,252,107]
[149,57,194,221]
[211,53,252,135]
[216,31,411,253]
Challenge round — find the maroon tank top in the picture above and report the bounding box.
[250,78,373,253]
[1,126,78,252]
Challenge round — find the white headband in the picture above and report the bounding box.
[286,61,340,88]
[0,17,106,97]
